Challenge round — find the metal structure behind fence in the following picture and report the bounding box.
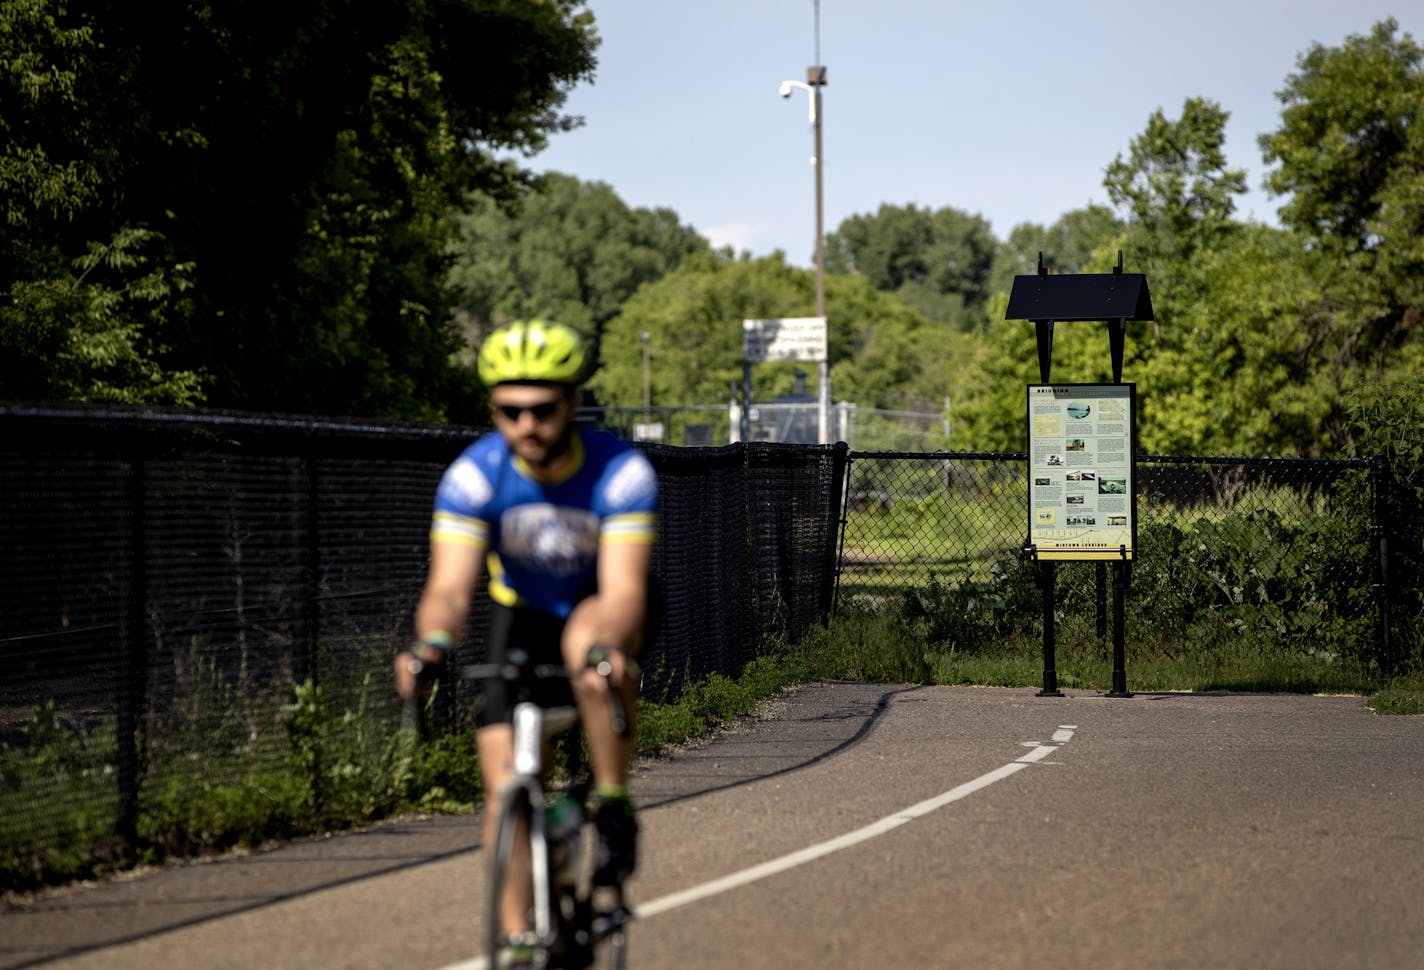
[582,403,950,451]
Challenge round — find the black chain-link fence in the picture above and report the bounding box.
[839,451,1385,669]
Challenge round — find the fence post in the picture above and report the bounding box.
[1370,453,1394,671]
[1035,560,1063,697]
[1095,562,1107,646]
[829,445,851,616]
[1107,561,1132,697]
[302,453,321,686]
[117,440,147,846]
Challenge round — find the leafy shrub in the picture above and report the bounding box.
[891,553,1041,654]
[1131,503,1373,664]
[1346,377,1424,669]
[0,703,122,889]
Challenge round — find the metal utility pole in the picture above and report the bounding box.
[777,2,831,443]
[641,331,651,421]
[809,64,828,443]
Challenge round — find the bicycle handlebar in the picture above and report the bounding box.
[459,647,631,739]
[585,646,629,738]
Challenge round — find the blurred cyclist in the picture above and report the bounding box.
[394,320,656,966]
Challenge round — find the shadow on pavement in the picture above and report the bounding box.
[2,681,910,968]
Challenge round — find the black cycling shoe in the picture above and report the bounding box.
[592,797,638,887]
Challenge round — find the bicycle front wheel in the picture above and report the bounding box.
[605,925,629,970]
[486,785,535,968]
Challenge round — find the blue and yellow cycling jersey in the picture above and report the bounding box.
[430,428,658,618]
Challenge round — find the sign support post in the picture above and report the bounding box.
[1006,253,1153,698]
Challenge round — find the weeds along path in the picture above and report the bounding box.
[5,684,1424,970]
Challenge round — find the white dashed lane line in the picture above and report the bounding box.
[439,725,1079,970]
[643,723,1078,917]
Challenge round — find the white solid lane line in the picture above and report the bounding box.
[437,726,1077,970]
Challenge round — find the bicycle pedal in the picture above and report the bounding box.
[591,906,633,937]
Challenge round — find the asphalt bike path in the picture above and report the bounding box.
[5,683,1423,969]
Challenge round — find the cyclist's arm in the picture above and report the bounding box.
[396,534,485,699]
[416,534,486,647]
[591,534,653,657]
[584,451,657,674]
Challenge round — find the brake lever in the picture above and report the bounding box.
[587,646,630,739]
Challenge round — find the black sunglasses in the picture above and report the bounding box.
[493,399,565,422]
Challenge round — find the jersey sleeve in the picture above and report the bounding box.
[598,449,658,544]
[431,449,494,547]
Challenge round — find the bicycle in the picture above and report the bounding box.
[461,648,634,970]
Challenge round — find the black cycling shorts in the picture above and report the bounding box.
[475,602,575,729]
[474,576,661,729]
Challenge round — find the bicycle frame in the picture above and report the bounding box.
[498,699,580,945]
[465,654,630,969]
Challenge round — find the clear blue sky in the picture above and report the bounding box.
[524,2,1419,268]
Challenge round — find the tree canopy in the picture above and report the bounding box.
[1261,17,1424,316]
[955,28,1424,457]
[5,8,1421,464]
[825,202,997,331]
[445,171,708,379]
[1,0,598,417]
[589,252,960,424]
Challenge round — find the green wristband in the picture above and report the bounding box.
[419,630,453,651]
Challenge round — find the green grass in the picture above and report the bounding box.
[635,652,811,756]
[1366,671,1424,715]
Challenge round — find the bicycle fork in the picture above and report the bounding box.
[510,701,580,945]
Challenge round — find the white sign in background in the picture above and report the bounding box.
[742,317,827,363]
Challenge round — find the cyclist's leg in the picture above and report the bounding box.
[562,592,645,887]
[561,593,641,790]
[560,544,656,792]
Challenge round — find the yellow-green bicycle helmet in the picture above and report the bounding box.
[477,320,589,386]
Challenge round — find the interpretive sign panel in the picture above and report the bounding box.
[1026,383,1136,561]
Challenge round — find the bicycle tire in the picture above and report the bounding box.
[486,785,532,968]
[605,925,628,970]
[581,887,631,970]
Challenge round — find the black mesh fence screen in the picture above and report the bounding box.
[1,406,846,883]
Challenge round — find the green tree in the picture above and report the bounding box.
[0,0,201,403]
[1,229,205,404]
[825,203,998,331]
[1104,97,1247,318]
[1132,225,1337,456]
[1260,17,1424,321]
[985,204,1123,299]
[589,253,957,426]
[1,0,598,418]
[960,29,1424,461]
[445,172,708,373]
[962,98,1262,455]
